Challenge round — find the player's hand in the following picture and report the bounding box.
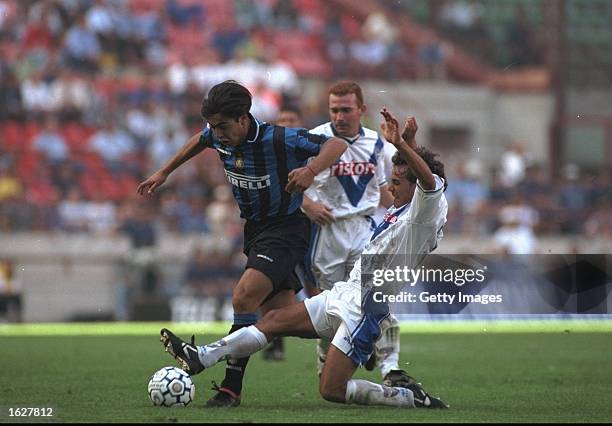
[380,108,402,146]
[137,170,169,195]
[303,201,335,226]
[401,117,418,147]
[286,167,315,193]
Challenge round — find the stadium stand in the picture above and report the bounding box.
[0,0,609,321]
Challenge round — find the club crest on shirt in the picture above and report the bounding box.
[382,212,399,224]
[235,151,245,171]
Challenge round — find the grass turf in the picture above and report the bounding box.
[1,321,611,423]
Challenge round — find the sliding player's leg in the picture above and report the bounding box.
[321,322,448,408]
[322,344,414,407]
[161,301,318,373]
[309,222,353,375]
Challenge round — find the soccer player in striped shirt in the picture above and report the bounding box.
[138,81,348,407]
[160,109,449,409]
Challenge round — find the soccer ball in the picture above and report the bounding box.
[148,366,195,407]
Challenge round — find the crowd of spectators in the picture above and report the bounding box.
[0,0,608,246]
[444,146,611,250]
[382,0,545,69]
[0,1,608,322]
[0,0,395,238]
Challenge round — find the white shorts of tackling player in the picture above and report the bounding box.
[304,279,389,366]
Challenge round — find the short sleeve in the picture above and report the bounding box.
[291,128,330,161]
[406,174,446,224]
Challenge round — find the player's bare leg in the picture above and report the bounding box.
[322,345,447,408]
[190,302,318,368]
[161,293,316,384]
[232,268,275,313]
[321,345,414,407]
[318,345,359,402]
[207,268,274,407]
[161,304,317,380]
[257,301,319,339]
[261,290,295,361]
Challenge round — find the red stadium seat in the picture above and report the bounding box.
[120,175,138,199]
[294,0,325,18]
[168,25,208,51]
[16,151,41,180]
[63,123,91,153]
[24,121,41,145]
[203,0,236,25]
[79,174,97,200]
[273,32,331,77]
[93,77,119,100]
[76,152,106,174]
[128,0,165,14]
[1,121,27,153]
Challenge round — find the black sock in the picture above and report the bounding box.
[220,314,257,395]
[273,336,284,352]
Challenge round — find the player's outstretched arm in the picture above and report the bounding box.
[380,109,435,190]
[286,137,348,193]
[137,132,206,195]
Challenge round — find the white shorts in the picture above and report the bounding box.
[307,216,374,290]
[303,281,389,365]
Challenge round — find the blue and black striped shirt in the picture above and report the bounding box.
[200,115,330,220]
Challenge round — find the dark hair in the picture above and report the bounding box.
[329,81,364,106]
[392,146,448,191]
[200,80,252,120]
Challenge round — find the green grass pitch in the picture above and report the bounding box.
[1,321,611,423]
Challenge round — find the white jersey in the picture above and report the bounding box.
[305,123,388,219]
[303,174,448,362]
[346,174,448,292]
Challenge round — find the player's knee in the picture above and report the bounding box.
[319,379,346,403]
[231,290,258,313]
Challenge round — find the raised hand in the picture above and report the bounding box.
[401,117,418,148]
[380,108,401,146]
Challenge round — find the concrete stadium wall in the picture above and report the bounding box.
[302,80,554,169]
[363,82,554,166]
[1,233,609,322]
